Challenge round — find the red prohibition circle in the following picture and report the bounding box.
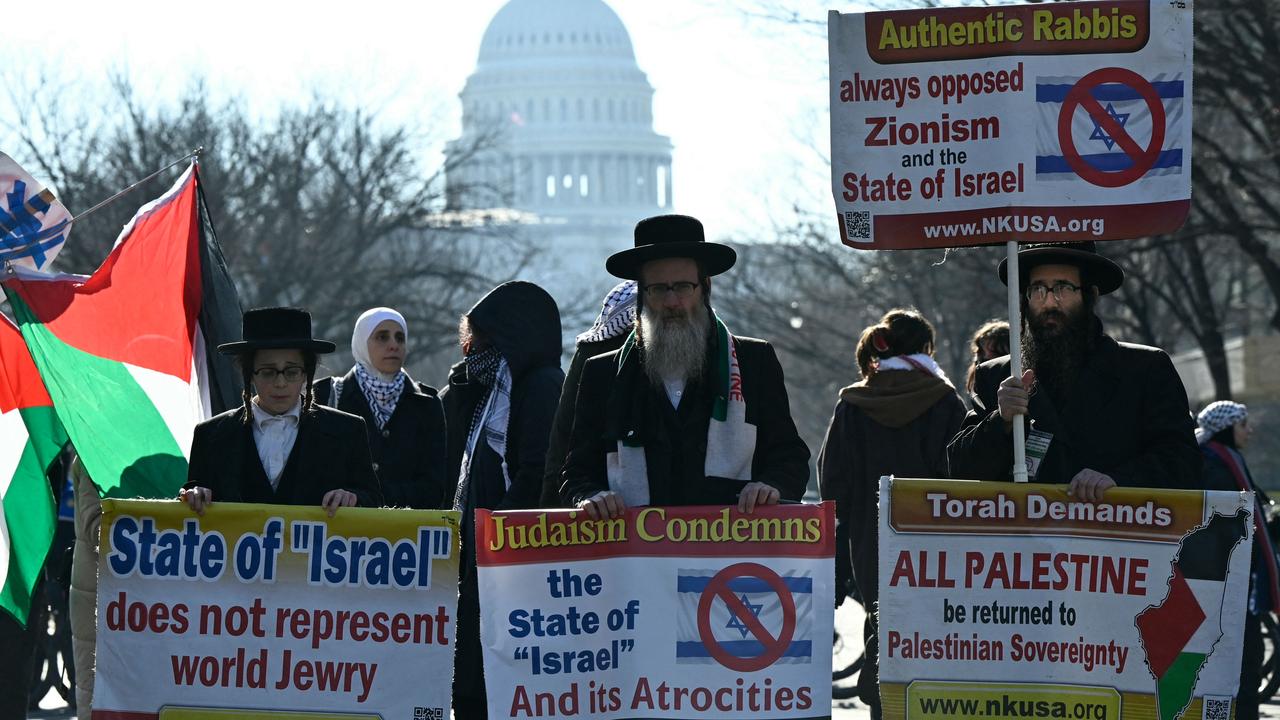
[1057,67,1166,188]
[695,562,797,673]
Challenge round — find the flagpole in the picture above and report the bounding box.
[1007,240,1029,483]
[71,147,203,224]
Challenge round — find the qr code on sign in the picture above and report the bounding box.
[1202,695,1232,720]
[414,707,443,720]
[843,210,871,241]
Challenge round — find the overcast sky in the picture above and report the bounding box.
[6,0,853,239]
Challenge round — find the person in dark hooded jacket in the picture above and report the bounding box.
[440,280,563,720]
[818,308,966,720]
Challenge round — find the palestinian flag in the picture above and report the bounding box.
[1136,508,1250,720]
[0,313,67,625]
[3,164,241,499]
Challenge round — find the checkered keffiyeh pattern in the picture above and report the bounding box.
[1196,400,1247,445]
[354,363,406,430]
[576,280,638,344]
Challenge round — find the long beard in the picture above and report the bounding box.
[1022,304,1093,404]
[639,301,710,386]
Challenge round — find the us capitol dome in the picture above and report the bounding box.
[445,0,674,233]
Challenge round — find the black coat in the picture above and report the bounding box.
[439,282,564,514]
[540,334,629,507]
[183,404,384,507]
[818,373,966,606]
[314,371,448,509]
[560,334,810,506]
[948,327,1200,489]
[439,281,563,711]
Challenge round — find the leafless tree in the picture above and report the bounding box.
[2,73,532,382]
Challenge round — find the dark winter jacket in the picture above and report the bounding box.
[559,333,810,506]
[439,281,563,710]
[314,371,448,509]
[948,323,1200,488]
[540,333,629,507]
[184,404,384,508]
[818,369,966,606]
[440,281,564,514]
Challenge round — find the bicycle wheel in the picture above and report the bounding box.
[1260,612,1280,702]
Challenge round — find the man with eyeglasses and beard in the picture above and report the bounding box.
[948,242,1201,496]
[559,214,810,518]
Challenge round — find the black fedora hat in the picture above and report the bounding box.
[606,214,737,280]
[217,307,336,355]
[998,241,1124,296]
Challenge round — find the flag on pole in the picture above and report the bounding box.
[0,313,68,625]
[3,163,240,499]
[0,153,72,272]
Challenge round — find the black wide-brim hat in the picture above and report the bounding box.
[217,307,337,355]
[998,241,1124,296]
[606,214,737,280]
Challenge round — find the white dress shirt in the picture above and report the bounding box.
[251,400,301,489]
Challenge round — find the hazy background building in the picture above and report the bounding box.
[445,0,673,327]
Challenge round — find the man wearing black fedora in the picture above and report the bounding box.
[559,214,810,518]
[949,242,1200,493]
[181,307,383,512]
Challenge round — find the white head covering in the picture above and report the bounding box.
[1196,400,1248,445]
[352,307,408,381]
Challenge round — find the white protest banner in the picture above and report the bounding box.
[829,0,1192,249]
[879,477,1251,720]
[476,503,835,719]
[92,500,460,720]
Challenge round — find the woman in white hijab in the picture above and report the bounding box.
[315,307,448,508]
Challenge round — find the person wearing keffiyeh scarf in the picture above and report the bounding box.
[438,281,563,720]
[540,280,638,505]
[1197,400,1279,720]
[314,307,448,510]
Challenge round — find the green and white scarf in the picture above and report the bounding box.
[607,314,756,505]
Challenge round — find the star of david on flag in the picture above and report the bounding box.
[1034,73,1185,183]
[0,154,72,272]
[675,567,814,666]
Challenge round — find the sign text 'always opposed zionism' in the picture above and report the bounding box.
[477,504,835,719]
[829,0,1192,249]
[92,500,460,720]
[878,478,1251,720]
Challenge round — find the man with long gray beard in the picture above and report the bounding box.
[948,242,1200,496]
[559,214,810,518]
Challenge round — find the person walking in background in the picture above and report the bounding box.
[818,308,967,720]
[541,280,637,506]
[1197,400,1280,720]
[440,281,563,719]
[965,319,1009,398]
[315,307,448,509]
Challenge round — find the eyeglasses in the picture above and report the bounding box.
[1026,282,1082,303]
[642,281,699,300]
[253,366,306,383]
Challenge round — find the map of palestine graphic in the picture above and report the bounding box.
[1136,509,1250,720]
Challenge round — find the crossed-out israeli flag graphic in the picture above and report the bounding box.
[1035,73,1185,182]
[0,153,71,271]
[675,569,814,665]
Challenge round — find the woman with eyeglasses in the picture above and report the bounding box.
[314,307,447,509]
[180,307,383,514]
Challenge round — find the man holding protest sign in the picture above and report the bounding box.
[948,242,1200,493]
[560,214,810,518]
